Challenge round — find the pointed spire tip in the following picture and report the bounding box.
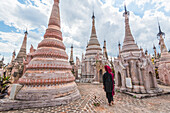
[92,11,95,19]
[24,28,28,35]
[124,3,127,12]
[118,41,121,46]
[157,18,165,37]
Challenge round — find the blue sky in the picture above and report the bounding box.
[0,0,170,64]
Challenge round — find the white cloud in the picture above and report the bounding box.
[0,0,170,64]
[63,37,81,47]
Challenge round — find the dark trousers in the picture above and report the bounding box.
[106,92,113,104]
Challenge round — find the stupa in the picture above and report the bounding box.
[16,0,80,103]
[69,45,77,78]
[0,56,4,77]
[0,56,4,69]
[85,12,102,59]
[69,45,74,65]
[114,5,162,94]
[15,30,27,64]
[80,12,109,83]
[156,22,170,85]
[5,31,28,83]
[103,40,108,60]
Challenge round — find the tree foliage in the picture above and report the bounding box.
[0,72,11,99]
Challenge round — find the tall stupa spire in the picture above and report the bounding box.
[103,40,108,60]
[85,11,102,58]
[157,20,168,53]
[11,50,16,64]
[17,0,80,102]
[48,0,61,27]
[92,11,95,19]
[69,44,74,65]
[91,11,96,37]
[121,4,139,54]
[15,29,28,64]
[44,0,61,40]
[153,44,157,58]
[124,3,128,15]
[157,20,165,37]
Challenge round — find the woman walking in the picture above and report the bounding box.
[103,65,115,106]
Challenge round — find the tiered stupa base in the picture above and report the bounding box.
[16,82,80,101]
[0,82,80,111]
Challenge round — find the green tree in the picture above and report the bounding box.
[0,72,11,99]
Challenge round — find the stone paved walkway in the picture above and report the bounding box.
[1,83,170,113]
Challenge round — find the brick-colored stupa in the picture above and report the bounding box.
[5,31,28,83]
[15,31,27,64]
[16,0,81,102]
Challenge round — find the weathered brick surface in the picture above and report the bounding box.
[16,82,78,101]
[0,89,80,111]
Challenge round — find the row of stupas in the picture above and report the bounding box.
[0,0,169,107]
[3,2,167,89]
[69,5,167,94]
[0,1,169,111]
